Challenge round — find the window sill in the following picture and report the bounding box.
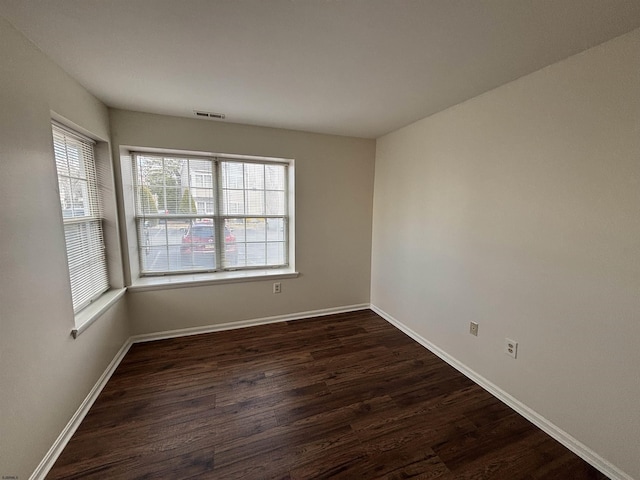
[72,288,127,339]
[127,268,299,293]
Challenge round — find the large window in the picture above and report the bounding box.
[133,153,289,275]
[52,123,109,312]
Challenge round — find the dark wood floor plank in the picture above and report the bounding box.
[46,309,608,479]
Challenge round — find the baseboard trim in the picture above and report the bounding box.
[31,303,369,479]
[30,339,134,480]
[130,303,371,344]
[370,304,632,480]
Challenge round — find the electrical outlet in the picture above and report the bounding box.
[505,338,518,358]
[469,322,478,336]
[273,282,281,294]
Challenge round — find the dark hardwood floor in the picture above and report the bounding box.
[47,310,608,479]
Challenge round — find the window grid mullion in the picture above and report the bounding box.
[263,165,268,254]
[214,159,223,269]
[284,166,289,265]
[161,156,167,213]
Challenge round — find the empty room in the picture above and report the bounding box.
[1,1,639,479]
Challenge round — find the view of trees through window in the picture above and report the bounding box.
[133,154,288,274]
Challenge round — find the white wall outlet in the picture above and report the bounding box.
[273,282,281,294]
[469,322,478,336]
[505,338,518,358]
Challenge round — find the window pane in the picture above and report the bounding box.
[223,189,245,215]
[267,218,285,241]
[54,143,70,177]
[136,155,163,189]
[246,191,264,215]
[70,179,90,217]
[225,218,285,267]
[267,242,286,266]
[265,164,285,190]
[246,242,266,266]
[63,221,108,309]
[180,219,216,271]
[249,218,266,242]
[66,143,84,178]
[138,218,217,273]
[162,187,181,214]
[222,162,244,189]
[140,245,168,273]
[227,219,245,242]
[177,188,198,214]
[53,124,108,312]
[59,176,74,216]
[266,191,285,215]
[225,218,249,267]
[187,159,214,215]
[135,156,187,214]
[245,163,264,190]
[222,221,239,268]
[138,220,166,272]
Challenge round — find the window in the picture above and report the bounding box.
[132,153,289,275]
[192,171,213,188]
[52,123,109,312]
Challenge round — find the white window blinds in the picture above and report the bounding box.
[52,123,109,312]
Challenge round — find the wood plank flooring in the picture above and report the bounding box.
[47,310,608,479]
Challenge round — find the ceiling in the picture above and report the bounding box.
[2,0,640,139]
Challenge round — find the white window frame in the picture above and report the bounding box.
[52,122,109,313]
[123,149,297,290]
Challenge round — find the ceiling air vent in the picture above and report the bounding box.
[193,110,226,120]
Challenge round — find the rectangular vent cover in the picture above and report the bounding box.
[193,110,226,119]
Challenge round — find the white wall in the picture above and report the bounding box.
[109,109,376,334]
[0,18,129,479]
[371,29,640,479]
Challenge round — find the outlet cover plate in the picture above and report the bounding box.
[505,338,518,358]
[470,322,478,336]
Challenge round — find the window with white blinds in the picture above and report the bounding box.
[133,153,289,275]
[52,123,109,312]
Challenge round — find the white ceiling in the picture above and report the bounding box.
[2,0,640,138]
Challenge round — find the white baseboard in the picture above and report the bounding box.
[30,339,134,480]
[31,303,369,479]
[130,303,371,343]
[370,304,633,480]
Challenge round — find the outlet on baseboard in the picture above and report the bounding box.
[469,322,478,336]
